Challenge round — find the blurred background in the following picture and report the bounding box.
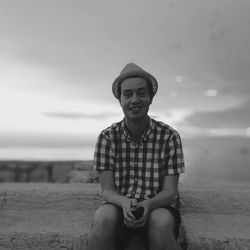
[0,0,249,184]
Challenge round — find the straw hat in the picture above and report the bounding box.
[112,63,158,99]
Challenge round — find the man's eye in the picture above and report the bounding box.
[138,92,146,96]
[123,92,132,97]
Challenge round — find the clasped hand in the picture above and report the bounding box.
[122,198,149,229]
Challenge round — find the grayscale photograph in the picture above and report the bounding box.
[0,1,249,249]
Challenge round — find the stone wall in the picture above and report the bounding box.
[0,161,98,183]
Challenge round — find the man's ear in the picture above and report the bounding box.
[149,97,153,105]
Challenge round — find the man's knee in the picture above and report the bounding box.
[93,204,121,231]
[147,208,180,249]
[89,205,121,250]
[148,208,175,234]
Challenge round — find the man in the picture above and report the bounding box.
[88,63,185,250]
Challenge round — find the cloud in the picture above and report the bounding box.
[150,109,194,127]
[1,0,250,105]
[43,111,120,120]
[208,127,248,137]
[0,146,94,161]
[178,124,249,138]
[0,131,95,148]
[0,85,122,141]
[1,0,250,160]
[151,97,250,139]
[185,101,250,128]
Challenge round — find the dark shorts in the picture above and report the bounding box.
[102,204,181,250]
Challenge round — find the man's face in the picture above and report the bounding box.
[120,77,152,121]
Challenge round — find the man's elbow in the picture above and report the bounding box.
[164,188,177,202]
[170,189,177,200]
[101,189,109,200]
[101,189,114,201]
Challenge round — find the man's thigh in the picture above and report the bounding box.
[93,204,130,249]
[93,203,121,228]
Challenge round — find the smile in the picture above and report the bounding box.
[130,107,141,112]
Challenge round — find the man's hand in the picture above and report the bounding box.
[122,198,136,228]
[132,206,145,220]
[131,201,150,228]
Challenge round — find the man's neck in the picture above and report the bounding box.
[125,116,150,143]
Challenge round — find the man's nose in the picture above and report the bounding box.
[131,93,139,103]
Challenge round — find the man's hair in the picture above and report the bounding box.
[118,77,154,101]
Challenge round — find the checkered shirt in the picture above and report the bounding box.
[94,117,185,208]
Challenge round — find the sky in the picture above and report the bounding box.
[0,0,250,165]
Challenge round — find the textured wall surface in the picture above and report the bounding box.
[0,161,94,183]
[0,183,249,250]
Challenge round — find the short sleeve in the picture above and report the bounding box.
[164,131,185,175]
[93,132,115,171]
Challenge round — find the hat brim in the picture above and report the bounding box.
[112,71,158,99]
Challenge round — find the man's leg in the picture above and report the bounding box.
[88,204,124,250]
[147,208,180,250]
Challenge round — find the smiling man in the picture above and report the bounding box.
[88,63,185,250]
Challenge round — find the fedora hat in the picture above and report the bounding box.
[112,63,158,99]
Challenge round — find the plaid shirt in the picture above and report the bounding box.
[94,117,185,208]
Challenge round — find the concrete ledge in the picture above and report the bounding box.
[0,232,87,250]
[1,183,250,250]
[0,210,90,250]
[0,183,102,210]
[0,183,100,249]
[0,160,93,182]
[182,213,250,249]
[180,183,250,215]
[180,183,250,249]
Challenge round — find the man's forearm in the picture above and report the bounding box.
[142,189,176,211]
[102,189,131,208]
[99,170,130,208]
[142,175,179,211]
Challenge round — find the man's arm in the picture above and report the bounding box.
[99,170,135,226]
[142,175,179,211]
[99,170,128,207]
[133,175,179,228]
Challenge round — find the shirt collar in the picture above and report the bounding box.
[121,119,131,141]
[121,117,154,142]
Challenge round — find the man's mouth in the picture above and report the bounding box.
[130,107,141,112]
